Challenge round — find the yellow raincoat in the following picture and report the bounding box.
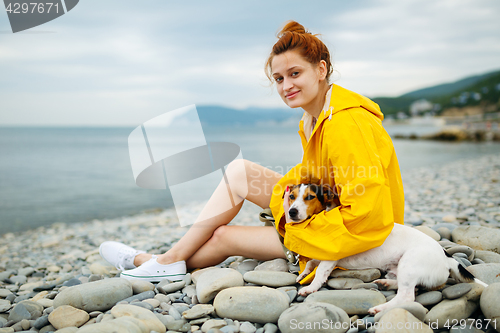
[269,84,405,271]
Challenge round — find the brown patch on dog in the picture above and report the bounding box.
[303,187,325,217]
[427,283,447,291]
[287,185,300,204]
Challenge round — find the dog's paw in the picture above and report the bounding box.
[296,274,307,283]
[373,279,398,290]
[298,286,318,297]
[368,304,387,315]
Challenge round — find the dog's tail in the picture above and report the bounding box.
[445,249,488,287]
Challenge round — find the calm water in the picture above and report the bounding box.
[1,124,500,234]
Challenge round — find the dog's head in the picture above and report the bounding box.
[286,183,337,223]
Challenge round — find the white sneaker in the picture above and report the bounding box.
[99,241,145,271]
[120,257,186,282]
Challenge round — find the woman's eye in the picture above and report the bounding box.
[291,72,299,77]
[305,195,315,200]
[275,77,283,83]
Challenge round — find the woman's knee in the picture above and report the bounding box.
[224,159,259,199]
[209,225,234,250]
[223,159,248,193]
[224,159,281,207]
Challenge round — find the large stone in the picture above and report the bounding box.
[214,286,289,323]
[157,280,186,294]
[474,250,500,263]
[0,289,13,297]
[452,225,500,253]
[424,296,478,329]
[191,267,219,284]
[76,316,146,333]
[55,327,79,333]
[442,283,473,300]
[89,262,115,276]
[48,305,89,329]
[414,226,441,241]
[463,282,485,302]
[7,303,31,322]
[374,302,428,323]
[0,299,11,312]
[111,304,166,333]
[196,268,244,303]
[121,290,155,304]
[0,328,14,333]
[480,282,500,332]
[201,319,227,332]
[53,278,132,312]
[236,259,259,275]
[278,302,349,333]
[377,308,432,333]
[466,263,500,284]
[182,304,215,320]
[304,289,386,315]
[415,291,442,307]
[131,280,155,294]
[446,246,475,261]
[8,301,43,322]
[329,268,381,282]
[254,259,289,272]
[327,278,364,290]
[243,271,297,287]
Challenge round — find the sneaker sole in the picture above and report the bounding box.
[120,272,185,283]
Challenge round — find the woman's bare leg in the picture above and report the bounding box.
[186,225,286,269]
[134,159,283,267]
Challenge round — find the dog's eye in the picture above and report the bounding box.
[305,195,315,200]
[289,194,295,200]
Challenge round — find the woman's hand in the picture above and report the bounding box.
[283,186,292,224]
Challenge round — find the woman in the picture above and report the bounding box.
[99,21,405,282]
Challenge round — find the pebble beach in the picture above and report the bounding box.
[1,154,500,333]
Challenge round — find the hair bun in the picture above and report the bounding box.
[277,20,308,38]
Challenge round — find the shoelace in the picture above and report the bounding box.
[115,247,138,271]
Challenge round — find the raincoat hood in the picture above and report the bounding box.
[300,84,384,144]
[269,83,404,269]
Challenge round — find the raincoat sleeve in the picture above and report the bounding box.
[279,110,397,261]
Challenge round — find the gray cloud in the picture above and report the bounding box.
[0,0,499,126]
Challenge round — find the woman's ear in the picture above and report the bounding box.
[318,60,327,81]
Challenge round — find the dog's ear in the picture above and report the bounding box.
[282,184,297,198]
[321,184,336,208]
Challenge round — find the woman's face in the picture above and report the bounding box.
[271,50,326,110]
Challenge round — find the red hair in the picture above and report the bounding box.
[265,21,333,82]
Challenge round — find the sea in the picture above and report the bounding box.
[1,123,500,234]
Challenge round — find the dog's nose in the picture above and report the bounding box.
[289,208,298,219]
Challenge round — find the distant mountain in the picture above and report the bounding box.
[400,70,500,99]
[373,69,500,116]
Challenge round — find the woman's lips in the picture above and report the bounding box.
[286,91,299,99]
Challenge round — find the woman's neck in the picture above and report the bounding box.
[302,83,331,119]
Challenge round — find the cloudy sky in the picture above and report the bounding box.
[1,0,499,126]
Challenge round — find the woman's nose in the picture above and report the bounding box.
[283,78,293,91]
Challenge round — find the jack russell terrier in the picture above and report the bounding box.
[285,183,487,315]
